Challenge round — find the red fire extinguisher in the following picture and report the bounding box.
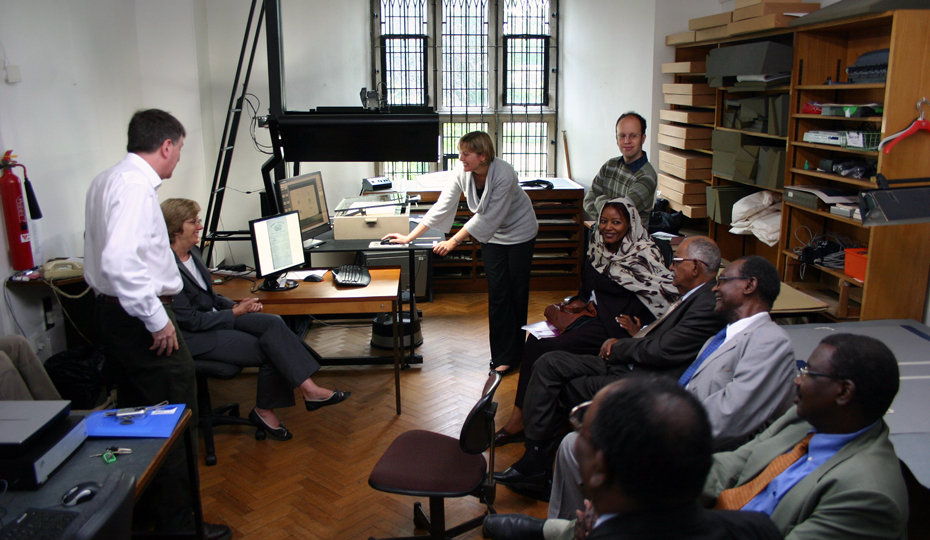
[1,151,43,271]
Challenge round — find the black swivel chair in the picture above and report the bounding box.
[194,359,266,466]
[367,371,502,540]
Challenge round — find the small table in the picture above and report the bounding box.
[214,268,406,414]
[3,409,205,539]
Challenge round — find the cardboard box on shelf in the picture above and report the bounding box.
[661,61,707,74]
[756,147,786,189]
[665,198,708,219]
[658,133,713,151]
[666,31,696,45]
[659,148,713,170]
[658,173,708,195]
[659,160,713,181]
[728,14,797,35]
[696,25,731,41]
[660,109,716,124]
[735,0,786,9]
[733,2,819,21]
[707,185,759,224]
[658,123,713,140]
[689,12,733,30]
[664,94,716,107]
[662,83,715,95]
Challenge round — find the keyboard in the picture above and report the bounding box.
[332,265,371,287]
[0,508,79,540]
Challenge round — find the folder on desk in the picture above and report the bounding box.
[85,404,186,438]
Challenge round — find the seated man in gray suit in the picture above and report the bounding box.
[495,236,727,498]
[483,378,783,540]
[548,255,796,519]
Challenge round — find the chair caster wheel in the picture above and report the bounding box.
[230,404,240,417]
[255,429,267,441]
[205,454,217,466]
[413,501,429,529]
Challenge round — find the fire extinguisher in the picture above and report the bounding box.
[1,151,43,271]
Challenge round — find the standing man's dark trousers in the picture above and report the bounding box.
[482,238,536,369]
[95,296,198,533]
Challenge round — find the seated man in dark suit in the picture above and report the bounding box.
[162,198,350,440]
[496,236,726,498]
[702,333,908,540]
[548,255,797,518]
[483,378,783,540]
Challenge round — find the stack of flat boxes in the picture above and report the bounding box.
[728,0,820,35]
[658,60,716,219]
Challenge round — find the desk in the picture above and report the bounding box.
[784,319,930,488]
[214,268,406,414]
[2,409,204,539]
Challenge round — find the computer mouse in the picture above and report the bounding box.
[380,238,395,245]
[304,274,324,282]
[62,481,102,506]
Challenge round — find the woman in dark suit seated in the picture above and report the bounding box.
[161,198,350,441]
[494,196,678,444]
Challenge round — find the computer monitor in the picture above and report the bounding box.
[277,171,331,248]
[248,211,305,291]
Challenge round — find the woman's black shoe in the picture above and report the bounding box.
[490,363,520,376]
[305,389,351,411]
[248,409,292,441]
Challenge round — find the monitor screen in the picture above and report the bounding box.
[277,171,331,241]
[248,211,305,290]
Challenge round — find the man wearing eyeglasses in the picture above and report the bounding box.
[85,110,232,540]
[543,255,796,519]
[495,236,725,499]
[484,379,782,540]
[582,112,657,225]
[701,333,907,540]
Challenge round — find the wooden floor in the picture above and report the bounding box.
[199,290,574,540]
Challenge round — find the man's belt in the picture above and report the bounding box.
[101,294,173,305]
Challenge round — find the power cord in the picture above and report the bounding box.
[792,226,860,279]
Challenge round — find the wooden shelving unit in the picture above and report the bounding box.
[669,10,930,321]
[408,178,585,293]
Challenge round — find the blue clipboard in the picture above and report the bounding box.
[85,404,186,438]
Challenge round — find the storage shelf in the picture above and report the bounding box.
[715,126,787,141]
[794,83,886,90]
[793,114,883,122]
[781,250,863,286]
[788,168,876,189]
[783,201,863,226]
[791,141,879,156]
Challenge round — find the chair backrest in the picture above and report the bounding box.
[459,371,502,454]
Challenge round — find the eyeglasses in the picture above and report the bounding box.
[569,401,592,431]
[796,360,843,380]
[716,276,750,283]
[671,257,706,266]
[186,218,203,226]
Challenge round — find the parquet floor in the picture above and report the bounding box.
[199,290,574,540]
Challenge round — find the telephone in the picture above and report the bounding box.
[41,259,84,280]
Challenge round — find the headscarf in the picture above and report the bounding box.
[588,197,679,318]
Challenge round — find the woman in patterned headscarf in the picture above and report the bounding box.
[494,196,678,445]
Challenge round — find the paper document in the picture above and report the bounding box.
[522,321,560,340]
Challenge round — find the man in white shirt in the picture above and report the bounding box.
[85,109,231,540]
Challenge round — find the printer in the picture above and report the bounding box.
[333,192,410,240]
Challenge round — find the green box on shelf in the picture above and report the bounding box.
[706,185,759,224]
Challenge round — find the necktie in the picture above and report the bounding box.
[678,328,727,386]
[713,433,815,510]
[634,298,683,338]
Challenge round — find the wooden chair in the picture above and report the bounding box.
[194,359,266,466]
[367,371,503,540]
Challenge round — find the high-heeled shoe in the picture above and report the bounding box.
[248,409,292,441]
[490,363,520,376]
[305,389,351,411]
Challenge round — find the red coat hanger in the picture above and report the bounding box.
[878,98,930,153]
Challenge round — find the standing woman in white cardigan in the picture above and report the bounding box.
[383,131,538,374]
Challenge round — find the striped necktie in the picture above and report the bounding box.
[713,433,815,510]
[634,298,683,339]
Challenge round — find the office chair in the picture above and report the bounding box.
[194,359,266,466]
[367,371,502,540]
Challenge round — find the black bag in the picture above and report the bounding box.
[649,198,683,235]
[43,345,108,409]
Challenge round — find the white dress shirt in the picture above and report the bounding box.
[84,153,182,332]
